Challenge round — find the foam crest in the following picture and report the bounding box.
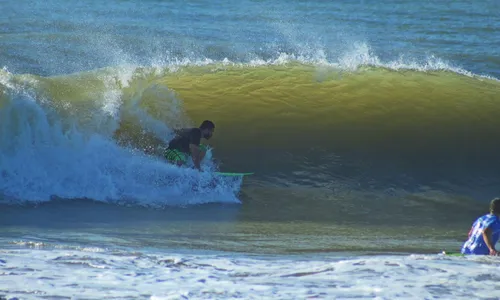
[145,42,498,81]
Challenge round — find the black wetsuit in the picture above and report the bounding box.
[167,128,202,153]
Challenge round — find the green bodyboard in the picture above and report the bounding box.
[214,172,254,176]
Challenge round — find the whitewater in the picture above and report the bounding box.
[3,245,500,299]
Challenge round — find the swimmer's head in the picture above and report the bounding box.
[490,198,500,215]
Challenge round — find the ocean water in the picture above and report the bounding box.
[1,0,500,299]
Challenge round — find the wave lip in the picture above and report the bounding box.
[143,41,499,82]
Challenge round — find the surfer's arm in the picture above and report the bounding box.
[189,144,202,170]
[189,130,203,170]
[482,227,498,255]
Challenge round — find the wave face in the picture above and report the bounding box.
[162,63,500,203]
[1,61,499,206]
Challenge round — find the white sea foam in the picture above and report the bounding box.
[0,246,499,299]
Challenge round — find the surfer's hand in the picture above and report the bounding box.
[489,249,498,256]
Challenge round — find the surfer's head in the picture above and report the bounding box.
[199,120,215,140]
[490,198,500,215]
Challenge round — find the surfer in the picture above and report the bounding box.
[164,120,215,171]
[460,198,500,256]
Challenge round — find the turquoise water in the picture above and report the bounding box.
[2,0,500,299]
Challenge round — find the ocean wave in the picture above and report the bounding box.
[1,60,499,205]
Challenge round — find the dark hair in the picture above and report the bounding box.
[200,120,215,130]
[490,198,500,215]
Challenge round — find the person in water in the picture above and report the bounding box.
[461,198,500,255]
[164,120,215,171]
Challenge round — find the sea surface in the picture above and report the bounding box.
[1,0,500,299]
